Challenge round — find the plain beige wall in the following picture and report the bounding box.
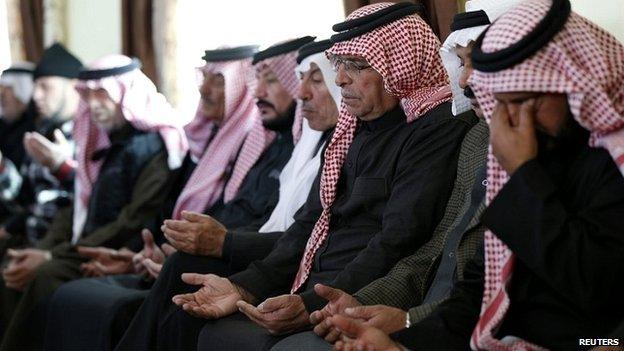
[60,0,622,67]
[0,0,10,70]
[65,0,121,64]
[571,0,624,43]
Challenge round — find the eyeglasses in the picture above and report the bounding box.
[329,56,372,78]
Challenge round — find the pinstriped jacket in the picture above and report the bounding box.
[354,115,489,323]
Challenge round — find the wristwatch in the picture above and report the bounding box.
[405,312,411,329]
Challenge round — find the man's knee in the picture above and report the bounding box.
[197,314,282,351]
[271,331,333,351]
[25,258,81,297]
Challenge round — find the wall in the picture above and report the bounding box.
[65,0,121,63]
[571,0,624,43]
[0,0,10,70]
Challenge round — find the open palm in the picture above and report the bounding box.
[172,273,241,319]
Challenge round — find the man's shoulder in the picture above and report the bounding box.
[407,102,478,132]
[124,131,166,162]
[399,103,479,151]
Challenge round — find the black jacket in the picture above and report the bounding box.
[83,125,165,237]
[229,103,476,312]
[393,126,624,351]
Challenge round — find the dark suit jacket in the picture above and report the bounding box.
[354,116,488,323]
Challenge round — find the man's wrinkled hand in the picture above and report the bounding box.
[2,248,51,291]
[343,305,407,334]
[238,294,310,335]
[310,284,361,343]
[329,315,402,351]
[23,130,71,170]
[132,229,177,278]
[162,211,227,257]
[172,273,243,319]
[77,246,135,277]
[490,99,538,175]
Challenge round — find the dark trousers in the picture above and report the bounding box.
[114,252,236,351]
[44,274,151,351]
[0,256,84,351]
[197,313,286,351]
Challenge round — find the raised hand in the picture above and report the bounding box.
[490,99,538,175]
[162,211,227,257]
[172,273,244,319]
[134,229,177,279]
[23,130,72,170]
[2,248,51,290]
[343,305,407,334]
[329,315,402,351]
[311,284,361,343]
[77,246,135,277]
[237,294,310,335]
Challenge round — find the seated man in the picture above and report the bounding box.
[144,3,476,351]
[113,36,339,351]
[259,39,341,233]
[43,45,262,351]
[329,1,624,350]
[0,44,82,249]
[0,62,36,226]
[272,1,520,349]
[0,62,37,172]
[0,54,187,351]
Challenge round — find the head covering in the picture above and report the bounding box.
[33,43,82,80]
[172,46,259,219]
[467,1,624,349]
[251,36,315,143]
[222,37,314,203]
[296,39,342,108]
[440,0,523,115]
[259,40,338,233]
[290,2,452,293]
[72,54,188,241]
[184,45,258,159]
[0,62,35,115]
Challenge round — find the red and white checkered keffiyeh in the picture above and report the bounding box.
[172,58,257,219]
[290,2,452,293]
[468,1,624,349]
[222,50,301,203]
[72,54,188,240]
[184,94,218,160]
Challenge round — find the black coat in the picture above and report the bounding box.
[230,103,477,312]
[394,126,624,351]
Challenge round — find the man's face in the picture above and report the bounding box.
[298,63,339,132]
[455,42,483,118]
[86,88,125,132]
[0,85,27,122]
[197,70,225,124]
[33,76,73,118]
[332,55,397,121]
[254,66,294,122]
[493,92,570,138]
